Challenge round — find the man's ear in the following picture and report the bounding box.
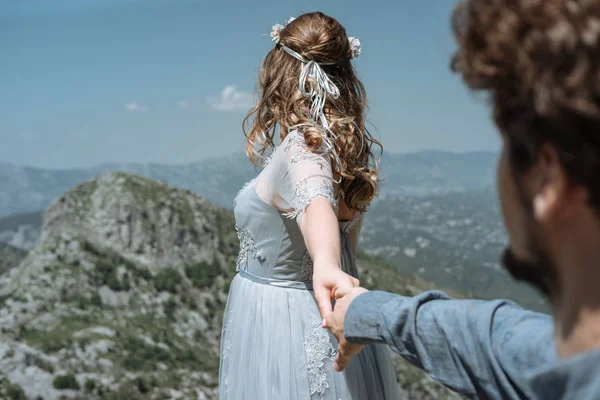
[532,144,586,223]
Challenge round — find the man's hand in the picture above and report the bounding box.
[325,286,368,372]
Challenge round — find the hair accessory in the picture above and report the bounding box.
[269,17,361,59]
[267,16,362,178]
[270,24,285,43]
[348,37,361,59]
[282,44,342,175]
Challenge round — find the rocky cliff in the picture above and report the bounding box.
[0,172,238,399]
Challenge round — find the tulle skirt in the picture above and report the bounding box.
[218,271,402,399]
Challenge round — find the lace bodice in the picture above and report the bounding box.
[232,130,361,285]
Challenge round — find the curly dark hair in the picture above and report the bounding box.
[451,0,600,209]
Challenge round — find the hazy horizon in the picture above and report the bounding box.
[1,147,500,171]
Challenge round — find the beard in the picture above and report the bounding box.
[501,246,558,302]
[500,163,562,306]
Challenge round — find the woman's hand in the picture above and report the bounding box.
[312,264,360,327]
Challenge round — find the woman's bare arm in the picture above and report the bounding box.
[299,198,359,322]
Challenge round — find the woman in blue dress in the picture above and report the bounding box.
[219,12,402,399]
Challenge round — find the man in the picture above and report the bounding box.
[324,0,600,399]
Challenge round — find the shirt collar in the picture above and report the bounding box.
[527,347,600,399]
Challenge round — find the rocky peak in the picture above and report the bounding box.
[0,172,239,399]
[41,172,233,270]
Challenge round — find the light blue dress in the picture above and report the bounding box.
[219,130,401,399]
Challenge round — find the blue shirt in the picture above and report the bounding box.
[343,290,600,399]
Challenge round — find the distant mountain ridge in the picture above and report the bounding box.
[0,153,252,218]
[0,211,41,250]
[0,149,543,313]
[0,150,498,217]
[0,243,26,276]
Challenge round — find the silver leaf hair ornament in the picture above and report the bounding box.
[268,17,362,179]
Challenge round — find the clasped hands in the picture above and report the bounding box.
[312,265,369,372]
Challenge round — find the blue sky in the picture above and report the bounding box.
[1,0,500,169]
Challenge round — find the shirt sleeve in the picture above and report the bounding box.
[344,290,556,400]
[276,131,338,222]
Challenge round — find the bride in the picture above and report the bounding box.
[219,12,401,399]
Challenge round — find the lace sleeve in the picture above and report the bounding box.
[277,130,338,221]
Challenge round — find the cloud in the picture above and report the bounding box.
[19,132,38,140]
[124,102,147,113]
[177,99,189,108]
[208,85,254,112]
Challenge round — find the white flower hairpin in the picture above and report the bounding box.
[269,17,362,59]
[270,23,285,43]
[348,36,361,59]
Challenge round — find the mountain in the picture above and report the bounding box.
[0,172,238,399]
[0,150,543,313]
[0,172,463,400]
[363,190,547,312]
[0,211,42,250]
[379,150,497,195]
[0,155,253,218]
[0,243,27,277]
[0,150,498,217]
[0,194,544,314]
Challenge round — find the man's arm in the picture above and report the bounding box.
[344,290,556,400]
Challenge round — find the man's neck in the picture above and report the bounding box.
[553,224,600,358]
[555,302,600,358]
